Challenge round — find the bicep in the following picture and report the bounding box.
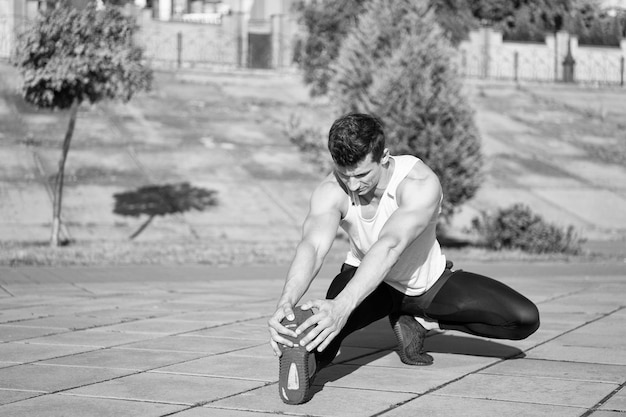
[378,174,442,249]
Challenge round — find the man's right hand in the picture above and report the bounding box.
[268,303,298,357]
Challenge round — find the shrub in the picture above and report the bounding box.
[330,0,482,220]
[471,203,583,254]
[285,115,333,174]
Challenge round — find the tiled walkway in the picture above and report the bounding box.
[0,262,625,416]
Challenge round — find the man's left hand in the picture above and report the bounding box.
[297,298,353,353]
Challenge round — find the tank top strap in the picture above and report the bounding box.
[385,155,419,200]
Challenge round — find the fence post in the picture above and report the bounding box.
[235,12,243,68]
[621,56,625,87]
[514,51,519,82]
[482,27,490,78]
[176,31,182,69]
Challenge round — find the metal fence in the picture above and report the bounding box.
[458,29,626,86]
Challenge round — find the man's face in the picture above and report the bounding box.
[334,153,384,196]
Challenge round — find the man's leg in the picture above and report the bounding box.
[421,270,540,340]
[316,264,397,366]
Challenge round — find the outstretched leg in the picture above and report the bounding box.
[317,264,396,365]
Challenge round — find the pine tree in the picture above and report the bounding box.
[331,0,482,220]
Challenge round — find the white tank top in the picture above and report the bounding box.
[340,155,447,296]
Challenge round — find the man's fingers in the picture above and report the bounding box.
[269,327,294,348]
[307,327,336,352]
[283,304,295,321]
[316,329,338,352]
[269,339,282,357]
[268,314,297,338]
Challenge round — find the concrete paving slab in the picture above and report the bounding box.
[154,353,276,382]
[481,358,626,384]
[183,322,271,341]
[346,350,497,373]
[66,372,266,405]
[8,314,134,330]
[173,407,281,417]
[24,329,159,348]
[600,386,626,412]
[117,335,265,354]
[0,393,184,417]
[314,363,458,394]
[0,263,624,416]
[0,363,134,392]
[590,412,626,417]
[209,383,416,417]
[40,347,207,371]
[0,389,43,406]
[93,318,210,335]
[435,373,619,408]
[381,394,585,417]
[0,325,65,342]
[0,342,98,363]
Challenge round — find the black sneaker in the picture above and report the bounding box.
[389,313,434,366]
[278,306,317,404]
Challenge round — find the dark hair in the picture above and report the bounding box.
[328,113,385,167]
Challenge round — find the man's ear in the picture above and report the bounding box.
[381,148,390,165]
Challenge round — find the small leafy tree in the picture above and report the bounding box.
[11,0,152,246]
[331,0,482,220]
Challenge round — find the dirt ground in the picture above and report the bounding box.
[1,62,625,264]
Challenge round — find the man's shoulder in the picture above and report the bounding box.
[397,160,442,202]
[312,173,347,203]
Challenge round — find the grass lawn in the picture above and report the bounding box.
[1,64,625,266]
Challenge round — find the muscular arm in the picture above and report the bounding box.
[268,178,344,355]
[299,161,443,352]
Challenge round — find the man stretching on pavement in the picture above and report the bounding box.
[268,113,540,404]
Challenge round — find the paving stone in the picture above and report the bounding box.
[40,347,206,371]
[590,412,626,417]
[66,372,265,405]
[481,358,626,384]
[93,318,210,334]
[347,350,497,373]
[0,361,20,369]
[155,353,276,382]
[209,383,415,417]
[0,342,97,363]
[0,393,184,416]
[314,363,454,394]
[435,373,619,408]
[0,363,134,392]
[23,329,159,348]
[173,406,280,416]
[528,342,626,365]
[600,386,626,412]
[118,335,264,354]
[0,325,65,342]
[173,310,270,324]
[424,333,527,359]
[0,389,43,405]
[11,315,129,330]
[185,322,270,341]
[381,394,585,417]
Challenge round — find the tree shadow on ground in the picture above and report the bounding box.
[113,182,218,239]
[311,320,525,395]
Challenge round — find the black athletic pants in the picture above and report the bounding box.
[317,263,540,364]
